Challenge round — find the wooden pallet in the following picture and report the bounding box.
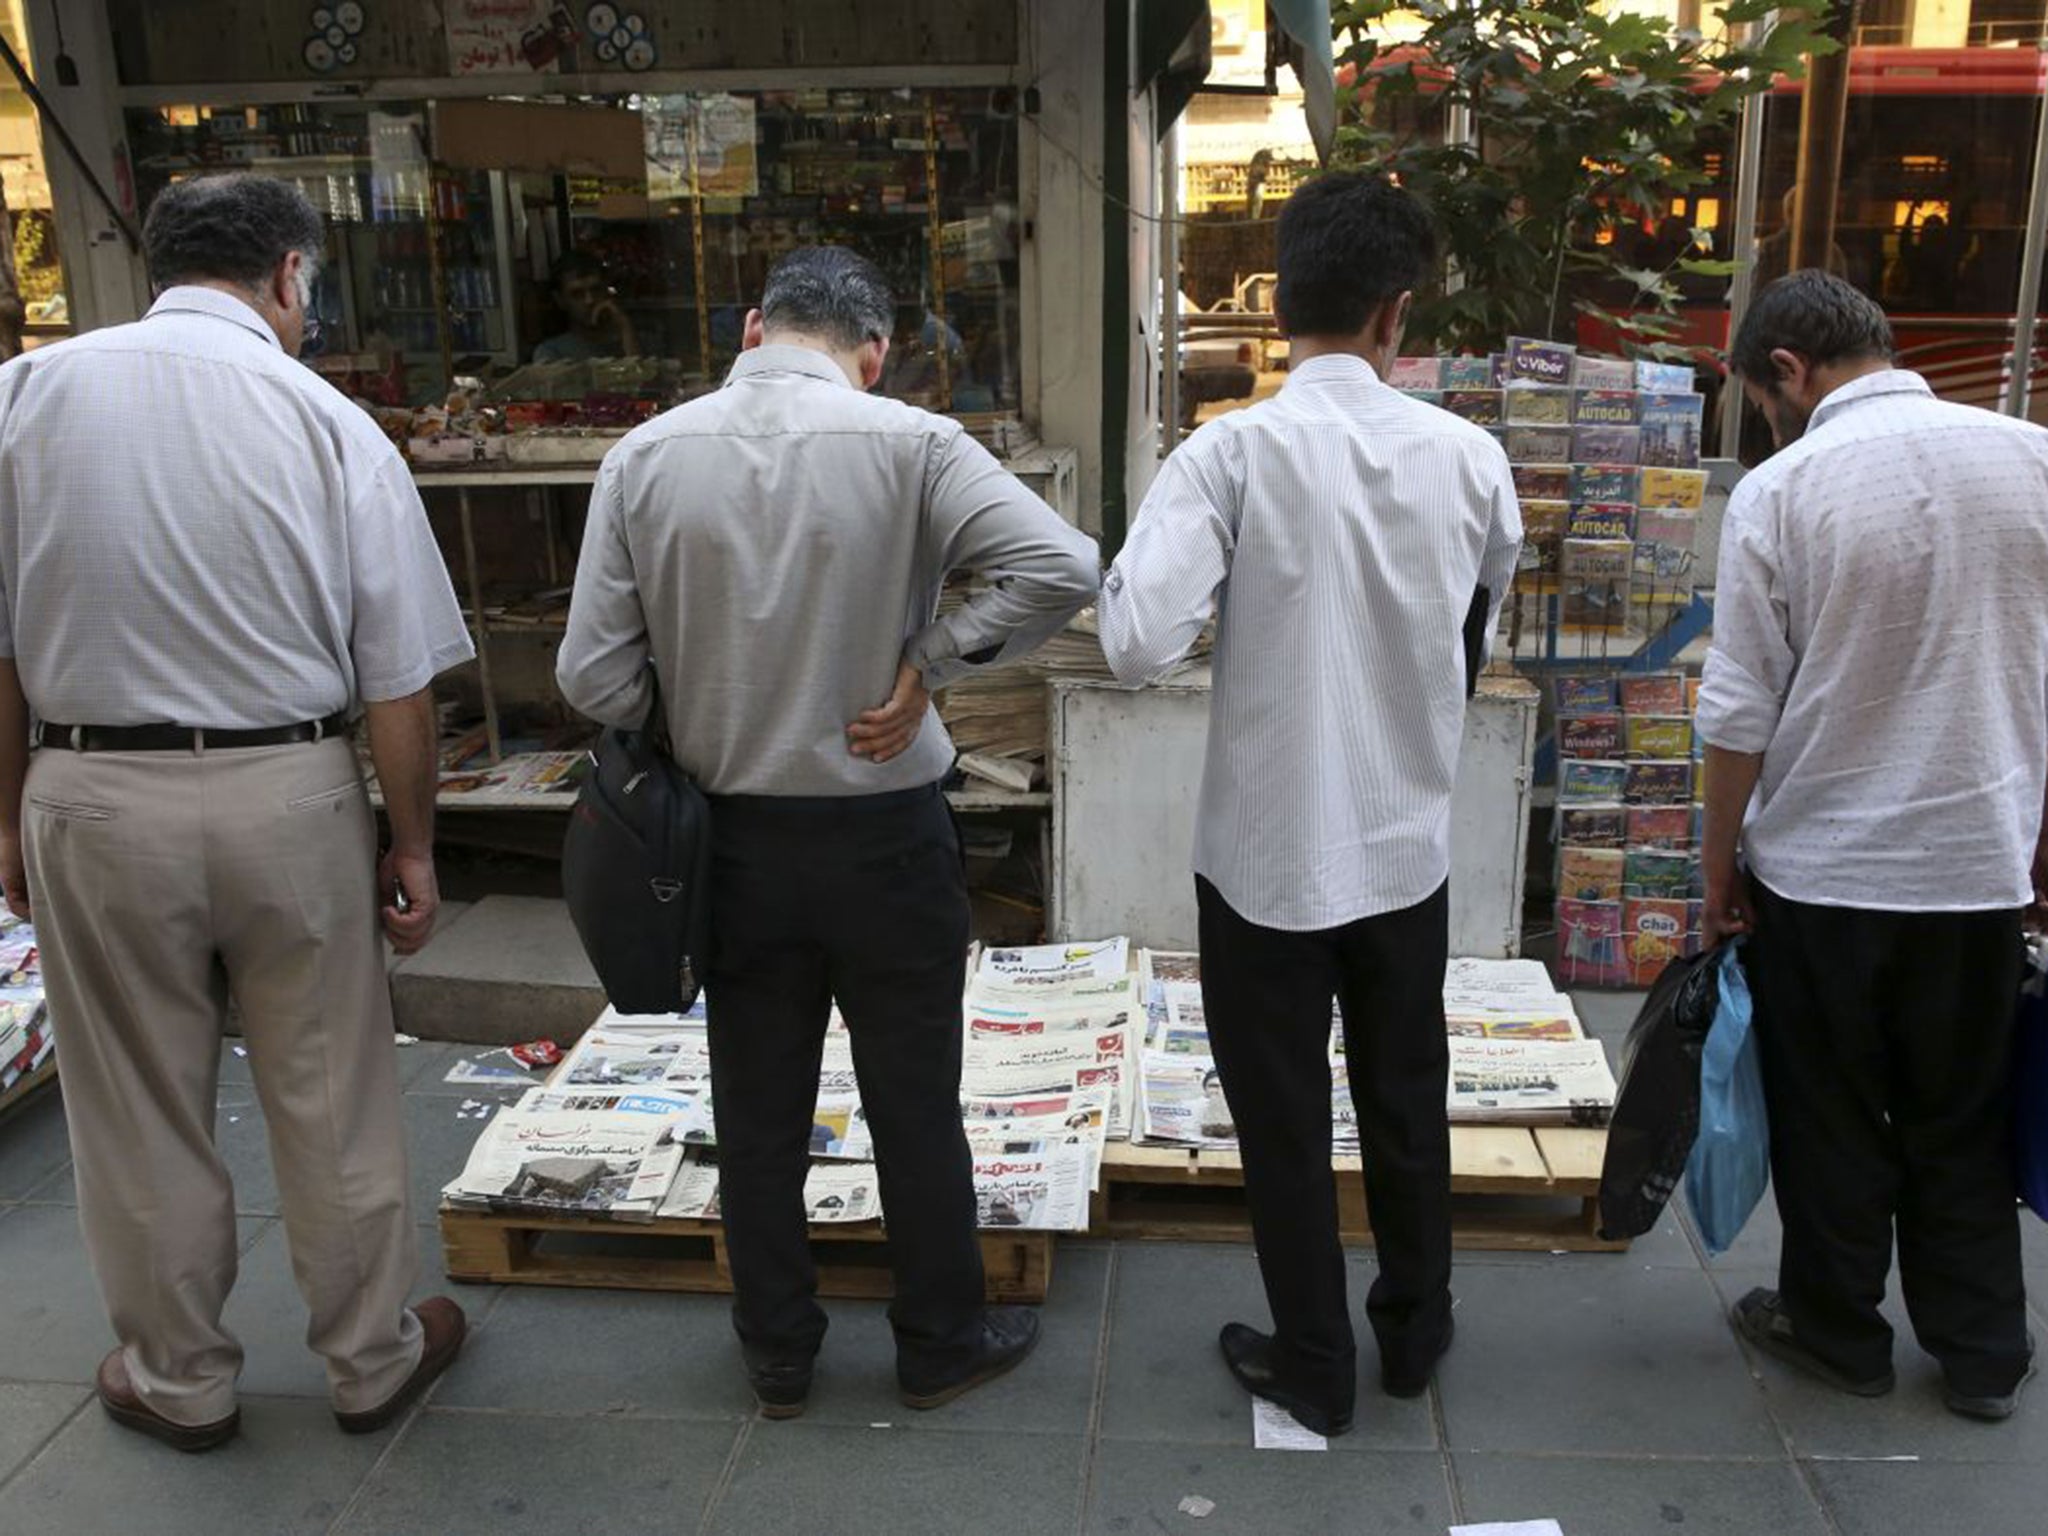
[0,1057,56,1126]
[1091,1125,1623,1252]
[439,1206,1056,1302]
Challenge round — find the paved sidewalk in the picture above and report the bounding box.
[1,994,2044,1535]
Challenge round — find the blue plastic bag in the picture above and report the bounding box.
[1685,945,1771,1256]
[2016,938,2048,1220]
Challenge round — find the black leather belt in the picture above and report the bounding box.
[34,712,351,753]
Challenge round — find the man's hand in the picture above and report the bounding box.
[0,832,28,923]
[1702,862,1756,949]
[846,662,932,765]
[380,847,440,956]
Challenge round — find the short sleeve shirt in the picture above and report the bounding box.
[0,286,474,727]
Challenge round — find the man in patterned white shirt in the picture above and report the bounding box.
[1100,172,1521,1436]
[1698,270,2048,1422]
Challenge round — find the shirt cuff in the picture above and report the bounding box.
[1694,650,1781,754]
[904,618,965,683]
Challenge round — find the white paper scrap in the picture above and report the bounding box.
[1251,1397,1328,1451]
[1177,1495,1215,1519]
[1449,1521,1565,1536]
[444,1059,532,1086]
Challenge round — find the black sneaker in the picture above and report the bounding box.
[1732,1288,1894,1398]
[1218,1322,1354,1437]
[1382,1312,1455,1399]
[1944,1342,2036,1423]
[746,1358,815,1421]
[899,1307,1041,1409]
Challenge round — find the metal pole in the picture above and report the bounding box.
[456,488,503,765]
[1720,74,1770,454]
[1443,101,1473,295]
[1159,119,1181,447]
[2004,48,2048,419]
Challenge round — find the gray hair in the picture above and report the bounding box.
[143,173,326,294]
[759,245,894,351]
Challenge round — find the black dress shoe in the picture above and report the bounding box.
[746,1358,815,1420]
[1218,1323,1353,1437]
[1382,1312,1455,1399]
[1731,1288,1894,1398]
[900,1307,1041,1409]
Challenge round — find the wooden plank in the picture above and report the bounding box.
[1533,1127,1609,1193]
[438,1207,1052,1301]
[1448,1126,1552,1193]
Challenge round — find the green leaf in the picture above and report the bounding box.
[1677,257,1741,278]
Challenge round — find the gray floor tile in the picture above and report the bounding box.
[0,1396,393,1536]
[335,1409,736,1536]
[0,1205,268,1385]
[1454,1206,1701,1271]
[707,1424,1085,1536]
[792,1243,1109,1435]
[220,1217,499,1401]
[1451,1453,1829,1536]
[1568,988,1645,1045]
[1679,1180,1785,1270]
[430,1283,755,1420]
[1083,1441,1451,1535]
[0,1382,89,1486]
[0,1089,70,1201]
[219,1035,254,1084]
[1807,1455,2048,1535]
[1437,1261,1782,1458]
[1709,1265,2048,1463]
[403,1091,505,1218]
[1096,1243,1438,1453]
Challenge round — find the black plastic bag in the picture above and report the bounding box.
[1597,948,1722,1241]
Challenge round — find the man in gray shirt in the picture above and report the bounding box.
[557,245,1098,1417]
[0,174,475,1451]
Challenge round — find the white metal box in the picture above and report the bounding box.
[1049,671,1538,956]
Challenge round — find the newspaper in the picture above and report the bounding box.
[657,1154,724,1220]
[972,1144,1092,1230]
[976,937,1129,990]
[652,1155,883,1223]
[441,1092,691,1219]
[558,1026,692,1087]
[1446,1038,1616,1125]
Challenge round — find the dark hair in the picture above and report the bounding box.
[1275,171,1436,337]
[551,250,607,291]
[760,245,894,350]
[143,173,325,293]
[1730,270,1894,380]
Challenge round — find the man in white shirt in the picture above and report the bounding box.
[0,174,476,1450]
[1100,172,1521,1436]
[1698,269,2048,1422]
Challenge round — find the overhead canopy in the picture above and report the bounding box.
[1267,0,1335,162]
[1138,0,1214,138]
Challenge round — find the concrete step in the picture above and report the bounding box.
[389,894,607,1046]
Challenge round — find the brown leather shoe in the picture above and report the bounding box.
[96,1350,239,1453]
[333,1296,468,1435]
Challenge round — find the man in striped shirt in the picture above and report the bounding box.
[1100,172,1522,1435]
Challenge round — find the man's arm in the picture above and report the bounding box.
[1097,436,1237,687]
[901,428,1101,691]
[365,687,439,955]
[1692,482,1796,947]
[1469,452,1526,690]
[557,458,656,728]
[0,660,29,919]
[1700,745,1765,946]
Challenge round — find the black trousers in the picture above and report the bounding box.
[1746,881,2030,1397]
[1196,876,1454,1412]
[703,785,983,1377]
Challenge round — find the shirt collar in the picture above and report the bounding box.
[725,343,854,390]
[145,284,283,350]
[1283,352,1381,390]
[1807,368,1932,432]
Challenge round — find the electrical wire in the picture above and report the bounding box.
[1019,111,1288,230]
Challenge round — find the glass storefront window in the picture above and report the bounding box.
[122,88,1023,421]
[0,0,69,352]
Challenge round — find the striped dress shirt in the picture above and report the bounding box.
[1100,353,1523,932]
[1696,369,2048,911]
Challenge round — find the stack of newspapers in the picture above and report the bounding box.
[1131,951,1617,1149]
[0,910,50,1099]
[442,938,1143,1231]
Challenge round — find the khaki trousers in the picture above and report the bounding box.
[23,736,423,1426]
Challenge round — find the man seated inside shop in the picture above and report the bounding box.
[532,251,639,363]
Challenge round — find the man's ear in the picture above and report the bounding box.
[274,249,305,314]
[741,308,766,351]
[1382,290,1414,353]
[859,336,889,390]
[1768,346,1804,389]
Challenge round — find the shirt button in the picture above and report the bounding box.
[1106,571,1124,594]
